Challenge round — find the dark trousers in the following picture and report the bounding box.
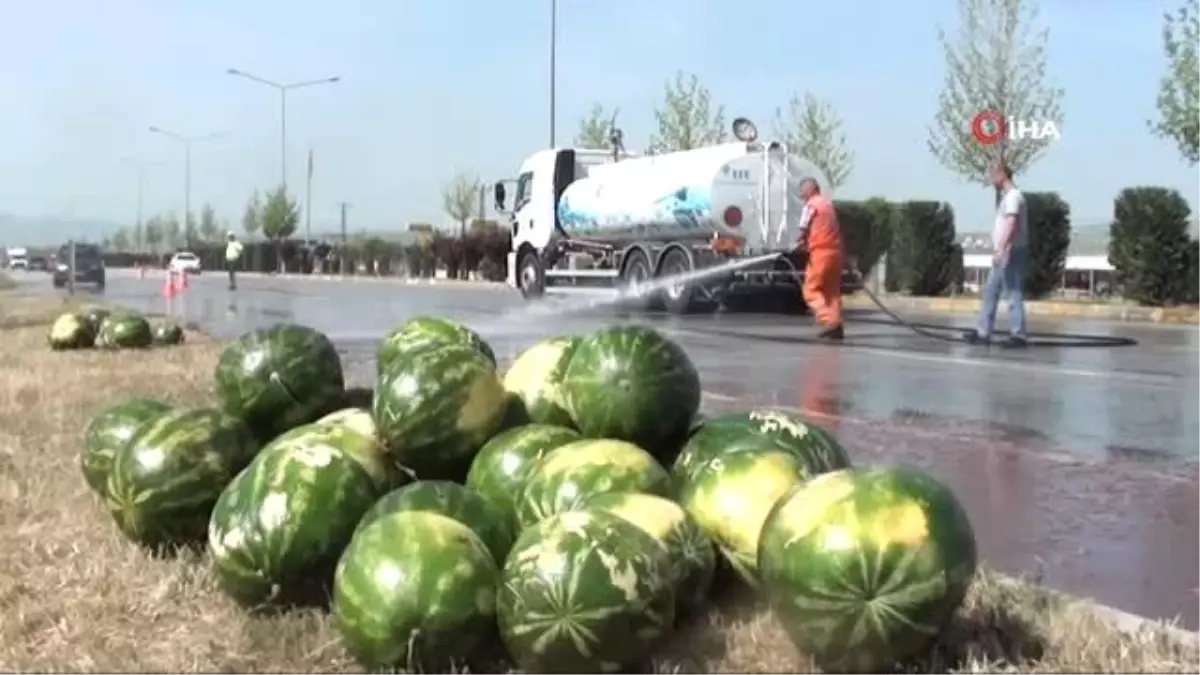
[227,263,237,289]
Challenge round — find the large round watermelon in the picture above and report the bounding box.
[502,335,578,427]
[214,324,346,443]
[270,420,400,492]
[373,343,508,481]
[209,427,382,607]
[499,510,676,673]
[81,397,172,495]
[334,510,499,670]
[758,466,978,672]
[560,325,700,463]
[515,438,671,530]
[673,409,851,488]
[465,423,581,529]
[376,316,496,375]
[315,406,375,439]
[583,491,716,617]
[355,480,514,564]
[676,448,808,587]
[105,408,259,548]
[97,314,153,349]
[47,312,94,350]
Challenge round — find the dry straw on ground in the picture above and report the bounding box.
[0,295,1195,673]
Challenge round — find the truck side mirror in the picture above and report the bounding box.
[493,182,507,211]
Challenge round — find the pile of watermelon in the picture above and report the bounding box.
[48,307,184,351]
[80,316,979,673]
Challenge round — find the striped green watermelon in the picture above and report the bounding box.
[499,509,676,673]
[209,425,382,607]
[47,312,94,350]
[373,343,508,481]
[269,421,401,493]
[673,409,851,488]
[376,316,496,375]
[81,307,111,335]
[315,406,375,438]
[515,439,671,530]
[583,491,716,617]
[214,324,346,443]
[105,408,259,548]
[97,314,153,349]
[152,322,185,346]
[676,448,808,587]
[758,467,978,672]
[502,335,578,427]
[81,397,172,495]
[560,326,700,463]
[465,423,581,529]
[355,480,514,564]
[334,511,499,670]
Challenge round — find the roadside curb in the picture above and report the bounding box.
[845,293,1199,325]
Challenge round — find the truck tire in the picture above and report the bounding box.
[657,247,695,315]
[517,250,545,299]
[619,249,655,311]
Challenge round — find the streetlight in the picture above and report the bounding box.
[550,0,557,147]
[148,126,224,247]
[119,157,166,233]
[225,68,340,193]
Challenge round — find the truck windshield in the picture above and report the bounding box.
[514,172,534,210]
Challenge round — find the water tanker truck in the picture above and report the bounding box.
[493,117,834,314]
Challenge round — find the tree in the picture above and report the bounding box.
[1022,192,1071,298]
[442,172,482,237]
[183,212,198,248]
[242,191,261,240]
[927,0,1064,199]
[574,103,619,149]
[774,92,854,191]
[1150,0,1199,165]
[162,214,181,251]
[131,222,144,252]
[199,204,219,242]
[887,201,959,296]
[143,217,163,254]
[259,186,300,272]
[648,71,727,153]
[1109,186,1194,306]
[111,228,130,253]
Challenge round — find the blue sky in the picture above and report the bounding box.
[0,0,1195,240]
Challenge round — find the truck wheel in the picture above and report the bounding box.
[657,247,695,315]
[619,249,655,311]
[517,250,545,299]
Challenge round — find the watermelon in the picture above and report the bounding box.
[583,491,716,617]
[97,314,153,349]
[81,307,111,335]
[47,312,95,350]
[758,467,978,672]
[334,511,499,670]
[355,480,514,564]
[515,439,671,530]
[152,322,185,346]
[676,448,808,586]
[270,420,401,492]
[81,397,172,495]
[502,335,579,427]
[373,343,508,481]
[560,326,700,462]
[499,510,676,673]
[315,406,376,439]
[465,423,581,529]
[673,409,851,488]
[376,316,496,374]
[214,324,346,443]
[209,427,382,607]
[105,408,259,548]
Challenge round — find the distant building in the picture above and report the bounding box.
[958,226,1114,296]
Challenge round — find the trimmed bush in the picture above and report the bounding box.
[887,201,959,296]
[835,198,894,276]
[1109,187,1194,306]
[1023,192,1072,299]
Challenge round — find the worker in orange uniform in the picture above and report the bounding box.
[794,178,845,340]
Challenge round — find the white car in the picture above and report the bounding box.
[168,251,202,274]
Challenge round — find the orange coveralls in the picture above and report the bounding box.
[799,194,844,327]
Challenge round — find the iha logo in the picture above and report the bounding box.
[971,111,1060,145]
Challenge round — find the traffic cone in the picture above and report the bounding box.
[179,270,190,290]
[162,271,177,298]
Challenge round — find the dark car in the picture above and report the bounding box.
[52,243,106,289]
[28,256,48,271]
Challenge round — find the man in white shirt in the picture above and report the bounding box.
[964,162,1030,348]
[225,231,245,291]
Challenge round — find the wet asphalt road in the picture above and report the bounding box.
[18,269,1200,627]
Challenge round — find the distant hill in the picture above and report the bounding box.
[0,212,123,249]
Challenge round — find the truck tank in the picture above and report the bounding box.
[554,142,831,252]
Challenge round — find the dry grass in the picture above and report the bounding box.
[0,296,1196,673]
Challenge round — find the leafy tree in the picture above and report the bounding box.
[199,204,220,242]
[1150,0,1199,165]
[774,92,854,191]
[1109,186,1194,306]
[162,214,181,251]
[575,103,619,149]
[648,71,727,153]
[887,201,959,296]
[442,172,482,237]
[131,222,143,252]
[259,186,300,272]
[143,217,163,254]
[1022,192,1071,298]
[835,198,895,276]
[928,0,1064,200]
[242,191,262,240]
[111,228,130,253]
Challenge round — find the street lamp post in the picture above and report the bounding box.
[225,68,340,196]
[119,158,165,245]
[550,0,557,148]
[148,126,223,248]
